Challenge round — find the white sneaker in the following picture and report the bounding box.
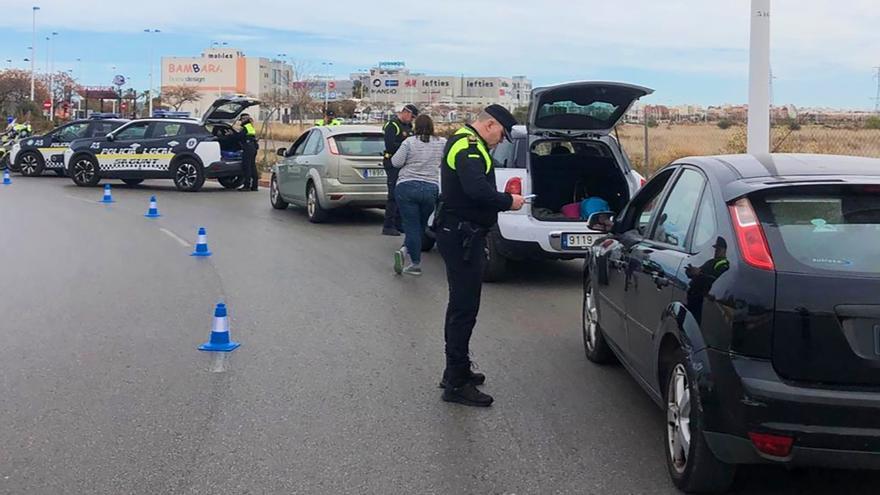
[402,264,422,276]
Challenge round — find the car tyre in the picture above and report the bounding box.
[306,181,330,223]
[70,154,101,187]
[270,174,289,210]
[17,151,44,176]
[122,179,144,186]
[218,176,244,189]
[482,227,508,282]
[664,348,736,493]
[173,158,206,192]
[582,277,616,364]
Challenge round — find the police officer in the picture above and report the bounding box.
[436,105,524,407]
[238,113,259,191]
[381,104,418,236]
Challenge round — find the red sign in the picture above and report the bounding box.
[328,81,336,90]
[121,102,128,110]
[42,100,51,110]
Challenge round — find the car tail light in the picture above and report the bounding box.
[327,137,339,155]
[505,177,522,195]
[729,197,774,271]
[748,432,794,457]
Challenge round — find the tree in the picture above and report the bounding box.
[163,85,202,111]
[327,99,358,118]
[0,69,50,117]
[512,106,528,123]
[288,60,318,125]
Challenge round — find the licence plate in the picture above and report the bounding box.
[561,233,596,249]
[363,169,386,178]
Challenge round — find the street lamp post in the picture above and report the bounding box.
[321,61,333,119]
[211,40,228,98]
[31,6,39,101]
[48,31,58,121]
[144,29,160,117]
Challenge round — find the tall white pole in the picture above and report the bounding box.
[747,0,771,156]
[49,32,57,121]
[30,6,38,101]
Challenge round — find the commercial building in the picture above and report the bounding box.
[161,47,293,121]
[358,62,531,110]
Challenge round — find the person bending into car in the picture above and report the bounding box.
[390,114,446,276]
[238,113,259,191]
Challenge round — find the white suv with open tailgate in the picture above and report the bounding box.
[482,81,652,281]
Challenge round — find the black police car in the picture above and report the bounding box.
[583,153,880,492]
[9,116,127,176]
[64,96,259,191]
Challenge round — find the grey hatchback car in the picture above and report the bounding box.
[270,125,388,222]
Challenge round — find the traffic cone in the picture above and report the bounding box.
[2,169,10,185]
[191,227,212,256]
[198,302,240,352]
[99,184,114,203]
[144,195,161,218]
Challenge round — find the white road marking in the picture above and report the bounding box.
[159,228,191,247]
[64,194,98,204]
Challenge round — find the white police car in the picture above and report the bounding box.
[9,116,127,176]
[63,96,259,191]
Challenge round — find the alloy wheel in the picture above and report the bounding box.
[667,363,692,474]
[271,176,280,203]
[73,158,95,184]
[176,163,198,189]
[307,186,317,218]
[20,154,38,175]
[583,287,599,353]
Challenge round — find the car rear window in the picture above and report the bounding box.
[752,185,880,275]
[333,134,384,156]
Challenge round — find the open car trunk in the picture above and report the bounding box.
[529,140,630,222]
[211,124,244,161]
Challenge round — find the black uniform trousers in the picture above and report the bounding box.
[436,220,487,373]
[241,140,258,188]
[382,158,402,231]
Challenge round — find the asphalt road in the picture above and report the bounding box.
[1,176,878,495]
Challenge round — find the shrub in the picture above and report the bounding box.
[717,119,733,130]
[866,116,880,130]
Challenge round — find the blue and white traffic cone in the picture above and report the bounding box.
[198,302,240,352]
[99,184,114,203]
[144,195,161,218]
[2,168,10,185]
[191,227,212,256]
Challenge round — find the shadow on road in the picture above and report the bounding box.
[732,464,880,494]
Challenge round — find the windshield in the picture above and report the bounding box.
[753,185,880,275]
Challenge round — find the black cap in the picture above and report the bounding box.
[713,236,727,249]
[402,104,419,116]
[484,104,517,139]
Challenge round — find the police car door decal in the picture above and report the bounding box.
[98,143,143,171]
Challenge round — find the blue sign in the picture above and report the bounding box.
[385,80,399,87]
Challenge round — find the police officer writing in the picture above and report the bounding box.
[237,113,259,191]
[436,105,524,407]
[381,104,418,236]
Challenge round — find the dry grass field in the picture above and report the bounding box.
[255,121,880,177]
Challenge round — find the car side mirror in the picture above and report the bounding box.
[587,212,615,233]
[105,133,114,142]
[277,147,286,157]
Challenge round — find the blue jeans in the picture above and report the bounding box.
[395,180,439,265]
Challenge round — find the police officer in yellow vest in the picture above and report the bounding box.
[238,113,259,191]
[381,104,418,236]
[436,105,523,407]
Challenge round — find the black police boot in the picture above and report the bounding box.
[441,365,493,407]
[438,366,486,389]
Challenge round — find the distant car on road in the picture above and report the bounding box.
[583,153,880,492]
[9,117,127,176]
[63,96,259,191]
[269,125,388,222]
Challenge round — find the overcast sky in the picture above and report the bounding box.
[0,0,877,108]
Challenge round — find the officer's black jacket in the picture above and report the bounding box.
[383,116,412,157]
[440,125,513,228]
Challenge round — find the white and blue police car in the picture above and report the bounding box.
[63,96,259,191]
[10,115,127,176]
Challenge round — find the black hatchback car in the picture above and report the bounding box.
[582,153,880,492]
